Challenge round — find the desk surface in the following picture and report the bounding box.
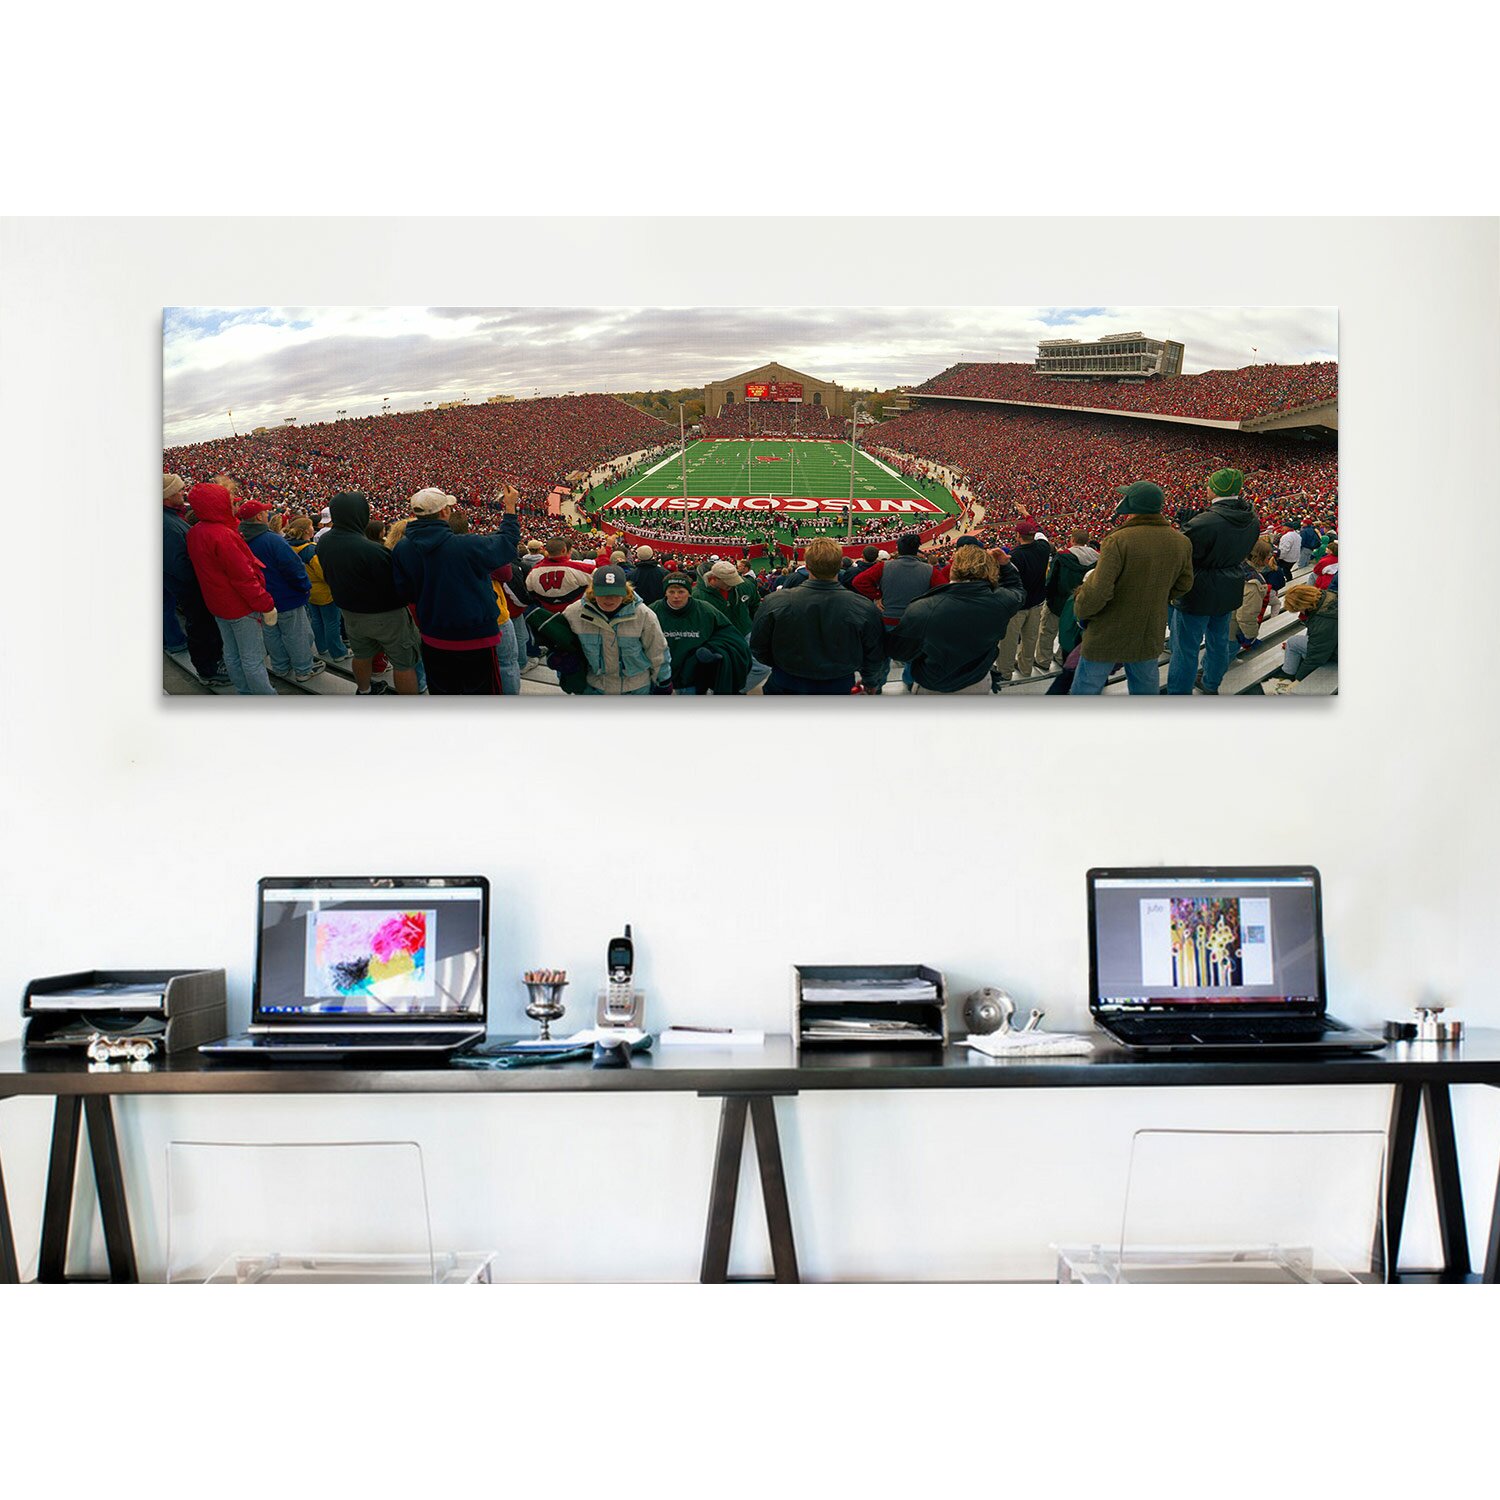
[3,1032,1500,1096]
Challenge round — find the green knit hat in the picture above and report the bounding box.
[1115,480,1166,517]
[1207,468,1244,497]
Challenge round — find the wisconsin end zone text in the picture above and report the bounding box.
[601,495,947,514]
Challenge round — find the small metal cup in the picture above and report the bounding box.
[524,980,568,1041]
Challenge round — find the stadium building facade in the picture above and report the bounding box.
[1036,332,1185,380]
[704,361,849,420]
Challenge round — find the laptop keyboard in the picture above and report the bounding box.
[1111,1016,1332,1045]
[240,1032,471,1048]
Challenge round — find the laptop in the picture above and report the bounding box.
[200,876,489,1061]
[1087,866,1385,1054]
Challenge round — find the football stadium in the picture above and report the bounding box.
[162,324,1338,699]
[584,436,962,541]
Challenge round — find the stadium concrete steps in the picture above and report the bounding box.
[165,647,356,695]
[166,647,565,697]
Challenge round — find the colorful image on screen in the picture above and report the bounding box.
[306,909,435,1003]
[1168,897,1243,987]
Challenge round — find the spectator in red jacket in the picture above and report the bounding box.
[525,536,594,615]
[184,482,278,694]
[1313,538,1339,590]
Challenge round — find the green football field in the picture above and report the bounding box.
[582,440,961,541]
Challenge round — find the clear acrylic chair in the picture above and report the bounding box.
[1058,1128,1388,1284]
[166,1139,493,1284]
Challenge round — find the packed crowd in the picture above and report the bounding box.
[164,395,675,541]
[165,457,1336,698]
[596,508,958,555]
[864,403,1338,550]
[914,361,1339,422]
[702,403,842,438]
[163,369,1338,699]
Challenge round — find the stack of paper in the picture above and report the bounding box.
[800,978,938,1003]
[802,1018,941,1041]
[960,1031,1095,1058]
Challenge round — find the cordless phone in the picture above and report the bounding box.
[597,924,645,1029]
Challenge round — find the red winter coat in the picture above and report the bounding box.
[185,483,274,620]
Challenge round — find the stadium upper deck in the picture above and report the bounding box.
[913,361,1338,432]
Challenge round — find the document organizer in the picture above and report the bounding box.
[23,968,228,1054]
[792,964,948,1051]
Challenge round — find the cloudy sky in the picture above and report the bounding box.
[163,305,1338,446]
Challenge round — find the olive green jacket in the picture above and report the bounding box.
[1072,515,1194,664]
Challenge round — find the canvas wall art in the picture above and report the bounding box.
[161,306,1338,698]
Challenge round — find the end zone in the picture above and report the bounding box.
[601,495,946,515]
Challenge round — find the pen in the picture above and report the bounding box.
[672,1025,733,1033]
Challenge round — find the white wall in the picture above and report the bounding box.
[1,217,1496,1281]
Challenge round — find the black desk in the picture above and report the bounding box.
[2,1033,1497,1283]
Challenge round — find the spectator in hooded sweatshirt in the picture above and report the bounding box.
[888,542,1025,694]
[390,485,522,695]
[1037,527,1100,674]
[237,500,324,683]
[630,544,667,606]
[163,473,230,687]
[1166,468,1261,695]
[183,481,278,695]
[992,509,1053,684]
[315,490,421,696]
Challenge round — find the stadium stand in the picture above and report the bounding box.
[863,403,1337,549]
[703,403,841,438]
[915,361,1338,426]
[163,394,675,537]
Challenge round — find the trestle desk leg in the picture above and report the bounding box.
[83,1097,139,1284]
[37,1097,82,1283]
[701,1095,749,1282]
[748,1095,800,1284]
[1422,1084,1471,1281]
[1384,1083,1421,1278]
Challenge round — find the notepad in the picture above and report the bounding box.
[658,1028,766,1047]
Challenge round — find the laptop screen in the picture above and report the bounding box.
[1089,869,1324,1013]
[254,877,488,1023]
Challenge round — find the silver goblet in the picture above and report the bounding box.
[524,979,568,1041]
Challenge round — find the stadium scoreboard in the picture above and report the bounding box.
[745,381,803,402]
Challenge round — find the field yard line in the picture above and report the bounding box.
[636,441,702,483]
[861,448,937,502]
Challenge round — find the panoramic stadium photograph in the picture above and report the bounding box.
[162,305,1338,699]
